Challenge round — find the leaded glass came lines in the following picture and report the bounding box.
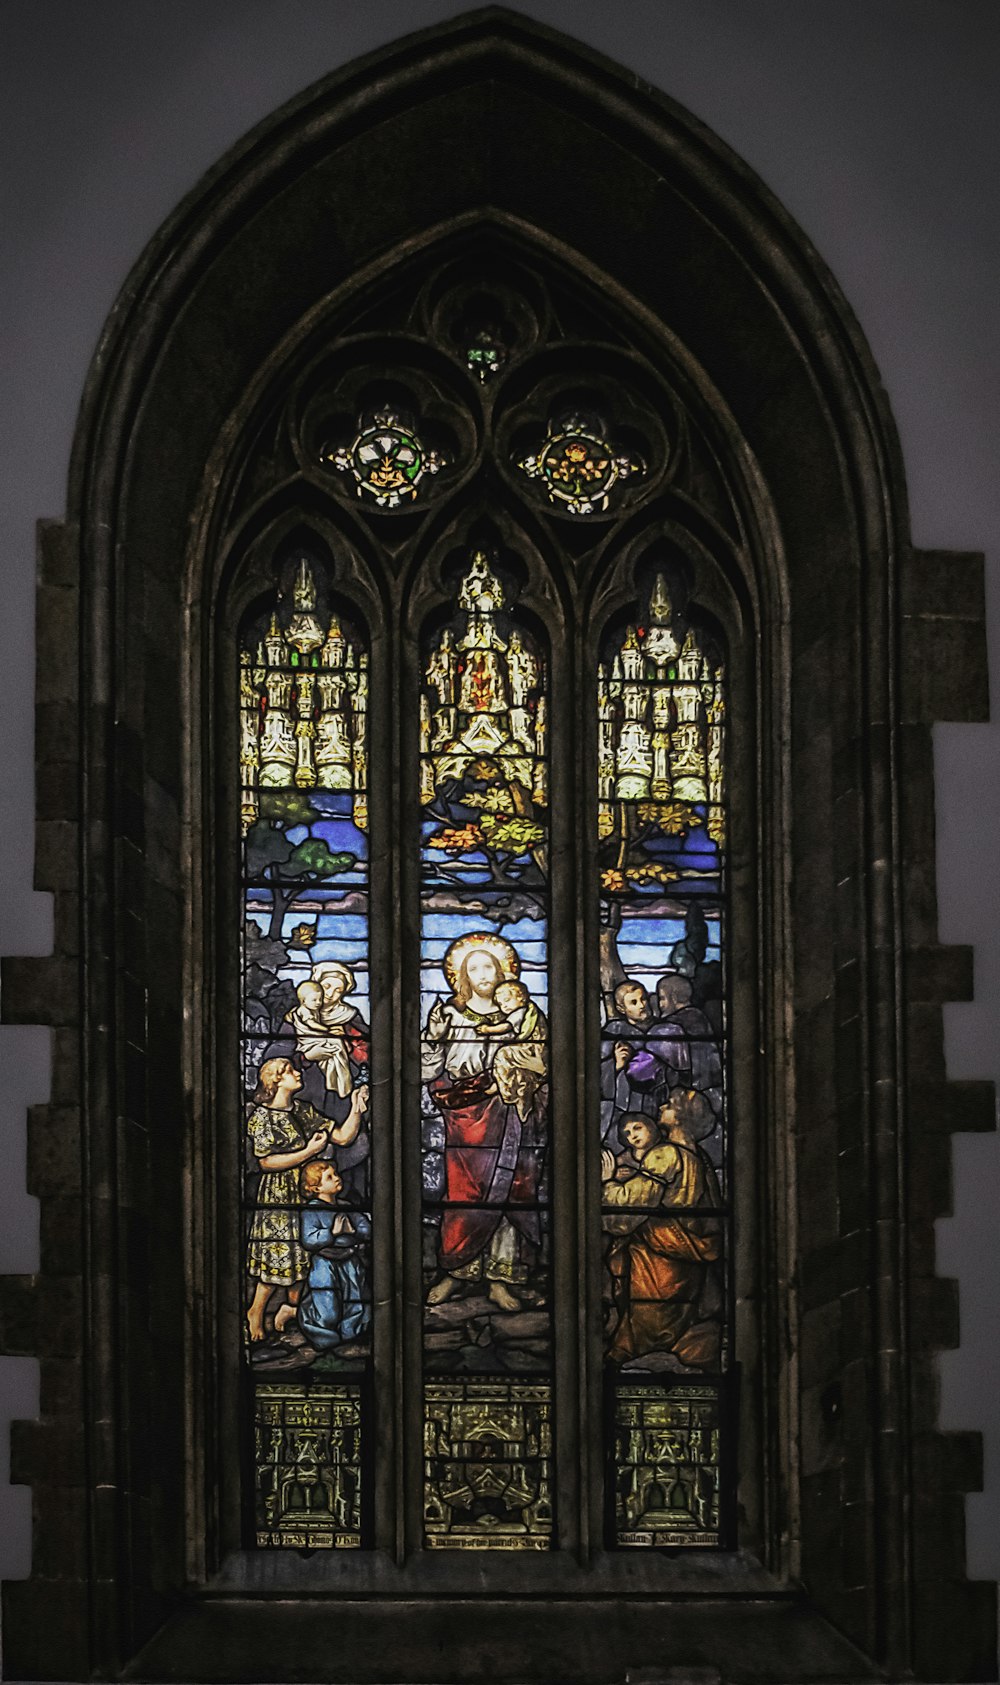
[240,554,372,1549]
[419,551,554,1549]
[598,575,729,1548]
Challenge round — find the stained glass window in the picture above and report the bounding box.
[419,551,553,1549]
[237,546,734,1555]
[240,552,373,1548]
[234,295,737,1559]
[597,573,729,1547]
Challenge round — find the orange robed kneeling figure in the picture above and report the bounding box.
[601,1089,723,1371]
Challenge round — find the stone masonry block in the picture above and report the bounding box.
[33,819,80,892]
[817,1584,876,1655]
[39,1356,84,1419]
[34,584,79,703]
[837,1287,871,1369]
[834,957,861,1025]
[913,1430,983,1495]
[1,1577,91,1681]
[10,1419,86,1490]
[903,549,986,621]
[801,1468,844,1586]
[910,1079,996,1134]
[49,1024,82,1105]
[840,1500,873,1591]
[901,616,989,723]
[906,1002,947,1084]
[26,1104,83,1197]
[912,1578,998,1682]
[34,700,79,768]
[835,1144,869,1237]
[53,890,81,957]
[1,955,79,1026]
[31,1487,89,1580]
[906,1130,954,1228]
[0,1275,38,1356]
[800,1299,842,1390]
[39,1195,84,1277]
[33,1277,83,1359]
[37,518,79,590]
[910,1275,960,1351]
[908,1353,942,1433]
[906,944,974,1003]
[35,758,80,822]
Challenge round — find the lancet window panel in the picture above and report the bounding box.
[596,571,731,1549]
[238,549,374,1548]
[418,550,554,1551]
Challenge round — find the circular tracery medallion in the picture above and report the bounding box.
[325,410,445,507]
[517,415,643,514]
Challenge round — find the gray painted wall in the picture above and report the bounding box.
[1,0,997,1660]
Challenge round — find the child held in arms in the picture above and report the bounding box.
[492,978,548,1120]
[286,962,368,1098]
[298,1158,372,1354]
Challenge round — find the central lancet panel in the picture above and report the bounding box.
[418,550,554,1550]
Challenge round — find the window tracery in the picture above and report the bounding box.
[230,258,738,1554]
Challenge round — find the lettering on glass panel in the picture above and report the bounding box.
[419,551,553,1548]
[424,1382,553,1549]
[255,1384,364,1549]
[240,553,371,1547]
[598,574,728,1547]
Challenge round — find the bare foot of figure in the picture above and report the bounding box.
[246,1282,272,1342]
[427,1274,462,1305]
[487,1281,520,1313]
[274,1303,298,1334]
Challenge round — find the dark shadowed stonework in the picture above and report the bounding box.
[0,10,995,1682]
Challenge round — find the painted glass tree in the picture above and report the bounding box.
[239,552,373,1548]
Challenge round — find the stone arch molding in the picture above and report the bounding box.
[1,9,993,1683]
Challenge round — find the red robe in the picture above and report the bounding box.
[431,1073,541,1270]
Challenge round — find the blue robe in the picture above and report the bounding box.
[298,1202,371,1352]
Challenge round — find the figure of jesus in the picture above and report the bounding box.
[421,933,544,1314]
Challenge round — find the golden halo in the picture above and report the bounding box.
[443,931,520,994]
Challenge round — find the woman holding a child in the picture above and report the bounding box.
[286,960,369,1101]
[421,932,547,1313]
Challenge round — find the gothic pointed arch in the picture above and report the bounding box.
[1,10,992,1682]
